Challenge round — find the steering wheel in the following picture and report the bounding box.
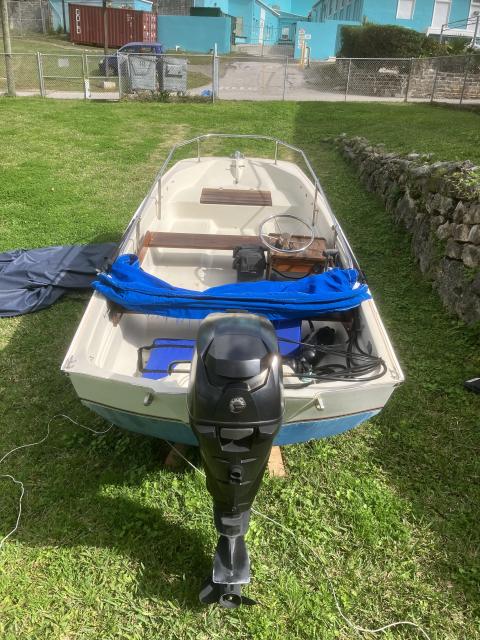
[259,214,315,254]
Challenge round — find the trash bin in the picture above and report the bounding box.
[127,54,158,91]
[159,57,188,93]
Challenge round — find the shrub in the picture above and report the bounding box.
[446,36,472,55]
[338,23,450,58]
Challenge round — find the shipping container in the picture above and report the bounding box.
[69,4,157,48]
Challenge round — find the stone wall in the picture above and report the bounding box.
[408,56,480,101]
[333,135,480,325]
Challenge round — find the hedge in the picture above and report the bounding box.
[338,23,450,58]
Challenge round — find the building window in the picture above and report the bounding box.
[470,0,480,16]
[431,0,451,29]
[353,0,360,21]
[396,0,415,19]
[470,0,480,28]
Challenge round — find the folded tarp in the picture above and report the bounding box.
[0,243,116,317]
[93,254,370,321]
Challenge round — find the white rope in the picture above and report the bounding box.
[164,442,431,640]
[0,414,112,550]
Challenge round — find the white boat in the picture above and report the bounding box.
[62,134,404,606]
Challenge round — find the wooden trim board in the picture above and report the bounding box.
[200,188,272,206]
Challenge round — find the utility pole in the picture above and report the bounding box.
[0,0,16,96]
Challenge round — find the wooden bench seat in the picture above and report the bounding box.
[142,231,265,252]
[140,231,327,257]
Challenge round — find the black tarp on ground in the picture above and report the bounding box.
[0,243,117,317]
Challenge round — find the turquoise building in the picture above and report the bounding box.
[183,0,480,56]
[306,0,480,58]
[55,0,480,56]
[196,0,311,45]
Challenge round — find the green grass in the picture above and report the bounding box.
[0,99,479,640]
[2,33,109,54]
[187,70,211,90]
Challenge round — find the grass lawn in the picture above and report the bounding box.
[0,99,479,640]
[1,33,108,54]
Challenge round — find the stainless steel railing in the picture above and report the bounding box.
[119,134,360,271]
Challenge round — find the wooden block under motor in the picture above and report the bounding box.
[164,443,190,470]
[268,446,287,478]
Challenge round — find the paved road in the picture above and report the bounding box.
[213,59,404,102]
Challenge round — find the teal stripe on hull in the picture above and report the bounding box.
[83,401,380,446]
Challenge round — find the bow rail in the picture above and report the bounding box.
[118,134,359,272]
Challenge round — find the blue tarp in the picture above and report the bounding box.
[93,254,370,320]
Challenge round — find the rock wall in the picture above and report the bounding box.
[333,135,480,325]
[408,57,480,101]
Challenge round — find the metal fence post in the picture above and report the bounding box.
[81,54,88,100]
[211,45,218,103]
[118,54,123,99]
[36,51,45,97]
[459,54,470,106]
[211,50,215,103]
[345,59,352,102]
[404,57,413,102]
[282,56,288,101]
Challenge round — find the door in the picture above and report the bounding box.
[258,8,265,44]
[432,0,451,29]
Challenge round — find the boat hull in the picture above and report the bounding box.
[83,400,381,446]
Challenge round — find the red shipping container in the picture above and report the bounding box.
[69,4,157,48]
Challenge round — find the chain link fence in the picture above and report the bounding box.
[1,51,479,104]
[218,54,480,104]
[217,56,287,100]
[0,53,41,96]
[7,0,51,34]
[117,53,214,99]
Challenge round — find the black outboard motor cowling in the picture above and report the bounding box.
[188,312,283,607]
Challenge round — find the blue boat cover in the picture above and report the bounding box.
[0,243,116,317]
[93,254,370,321]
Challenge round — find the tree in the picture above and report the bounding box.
[0,0,16,96]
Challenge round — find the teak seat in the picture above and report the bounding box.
[141,231,265,254]
[139,231,327,263]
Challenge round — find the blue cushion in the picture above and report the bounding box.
[142,338,195,380]
[272,320,302,356]
[142,320,302,380]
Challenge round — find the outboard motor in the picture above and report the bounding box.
[188,312,283,608]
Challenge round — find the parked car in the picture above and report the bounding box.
[98,42,165,75]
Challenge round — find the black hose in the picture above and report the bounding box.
[279,333,387,384]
